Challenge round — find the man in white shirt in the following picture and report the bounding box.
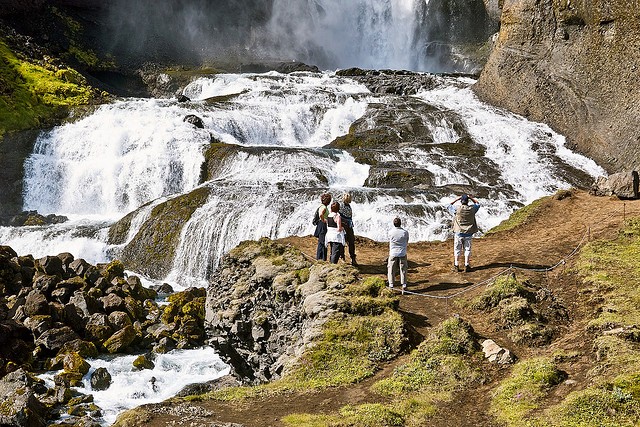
[388,217,409,290]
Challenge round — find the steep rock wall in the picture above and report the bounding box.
[474,0,640,173]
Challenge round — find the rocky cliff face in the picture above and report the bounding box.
[474,0,640,173]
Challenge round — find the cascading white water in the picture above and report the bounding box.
[23,99,211,216]
[1,71,605,283]
[39,348,230,426]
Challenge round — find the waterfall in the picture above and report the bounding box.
[264,0,426,70]
[1,71,605,286]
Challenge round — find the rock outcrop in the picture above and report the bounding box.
[591,171,639,199]
[475,0,640,173]
[205,238,404,384]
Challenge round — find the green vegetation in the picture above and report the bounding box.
[282,316,482,427]
[490,357,565,426]
[472,273,532,310]
[577,217,640,331]
[0,38,94,137]
[487,196,548,234]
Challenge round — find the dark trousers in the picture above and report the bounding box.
[316,232,327,261]
[330,242,343,264]
[343,224,356,261]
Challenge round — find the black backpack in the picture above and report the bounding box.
[312,207,320,225]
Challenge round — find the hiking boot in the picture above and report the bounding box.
[453,264,460,272]
[464,264,471,273]
[351,258,358,267]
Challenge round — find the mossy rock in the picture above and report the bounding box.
[118,186,211,279]
[132,354,155,370]
[61,351,90,375]
[101,259,125,282]
[364,166,435,189]
[54,371,84,387]
[495,296,534,328]
[0,38,97,137]
[473,274,533,310]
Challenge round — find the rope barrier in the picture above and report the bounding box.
[300,205,631,301]
[390,206,629,300]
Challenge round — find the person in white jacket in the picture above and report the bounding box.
[388,217,409,290]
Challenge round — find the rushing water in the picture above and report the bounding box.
[39,348,230,425]
[0,71,605,288]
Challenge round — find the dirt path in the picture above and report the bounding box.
[139,191,640,427]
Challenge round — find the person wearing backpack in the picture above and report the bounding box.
[313,193,332,260]
[447,194,480,272]
[339,193,357,266]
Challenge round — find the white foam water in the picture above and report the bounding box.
[39,348,230,426]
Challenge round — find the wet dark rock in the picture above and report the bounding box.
[90,367,112,391]
[154,283,174,295]
[239,61,319,74]
[115,186,211,279]
[365,166,435,189]
[183,114,205,129]
[8,211,69,227]
[132,353,155,370]
[35,326,80,355]
[177,94,190,102]
[0,368,47,427]
[36,255,64,277]
[69,291,102,317]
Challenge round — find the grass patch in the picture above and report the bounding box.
[577,217,640,331]
[547,379,640,427]
[491,357,565,427]
[486,196,548,234]
[275,309,404,390]
[473,273,532,310]
[372,317,481,400]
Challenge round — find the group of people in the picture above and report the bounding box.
[313,192,481,290]
[313,192,357,266]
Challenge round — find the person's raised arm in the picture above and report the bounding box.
[336,213,343,232]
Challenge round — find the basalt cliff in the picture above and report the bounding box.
[474,0,640,173]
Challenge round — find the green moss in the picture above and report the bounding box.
[372,317,481,400]
[487,196,549,234]
[102,259,125,281]
[120,186,211,278]
[473,274,531,310]
[548,384,640,427]
[0,38,94,136]
[278,310,404,390]
[491,357,565,427]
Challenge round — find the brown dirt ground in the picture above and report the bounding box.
[131,190,640,427]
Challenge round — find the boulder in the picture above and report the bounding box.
[132,353,155,370]
[100,293,126,313]
[36,255,64,276]
[35,326,80,354]
[24,290,49,316]
[0,369,47,427]
[591,171,639,199]
[481,339,516,365]
[103,325,137,353]
[90,367,112,391]
[183,114,205,129]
